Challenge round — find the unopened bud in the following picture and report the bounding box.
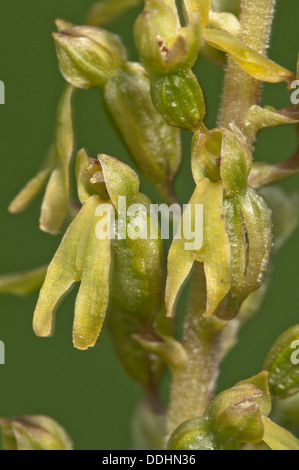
[134,2,201,75]
[167,417,226,450]
[151,70,206,130]
[209,372,271,445]
[53,25,127,89]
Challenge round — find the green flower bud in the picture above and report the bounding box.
[167,417,226,450]
[0,416,73,451]
[134,1,201,75]
[53,25,127,89]
[104,63,181,202]
[264,325,299,399]
[151,70,206,130]
[208,372,271,446]
[168,372,272,450]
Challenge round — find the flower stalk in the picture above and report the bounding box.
[219,0,277,147]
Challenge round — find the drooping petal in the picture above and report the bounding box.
[39,85,75,234]
[33,196,99,338]
[8,149,55,214]
[203,28,295,85]
[166,179,231,317]
[73,200,112,350]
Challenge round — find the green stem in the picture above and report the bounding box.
[166,263,225,438]
[218,0,276,147]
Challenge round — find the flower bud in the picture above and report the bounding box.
[264,325,299,399]
[104,63,181,202]
[151,70,206,130]
[0,416,73,450]
[208,372,271,446]
[53,25,127,89]
[167,417,226,450]
[134,1,201,75]
[168,372,271,450]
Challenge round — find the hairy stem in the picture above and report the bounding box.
[219,0,276,147]
[167,263,225,437]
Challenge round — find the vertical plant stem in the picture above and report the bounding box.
[167,263,225,437]
[219,0,276,147]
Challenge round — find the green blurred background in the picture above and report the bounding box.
[0,0,298,450]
